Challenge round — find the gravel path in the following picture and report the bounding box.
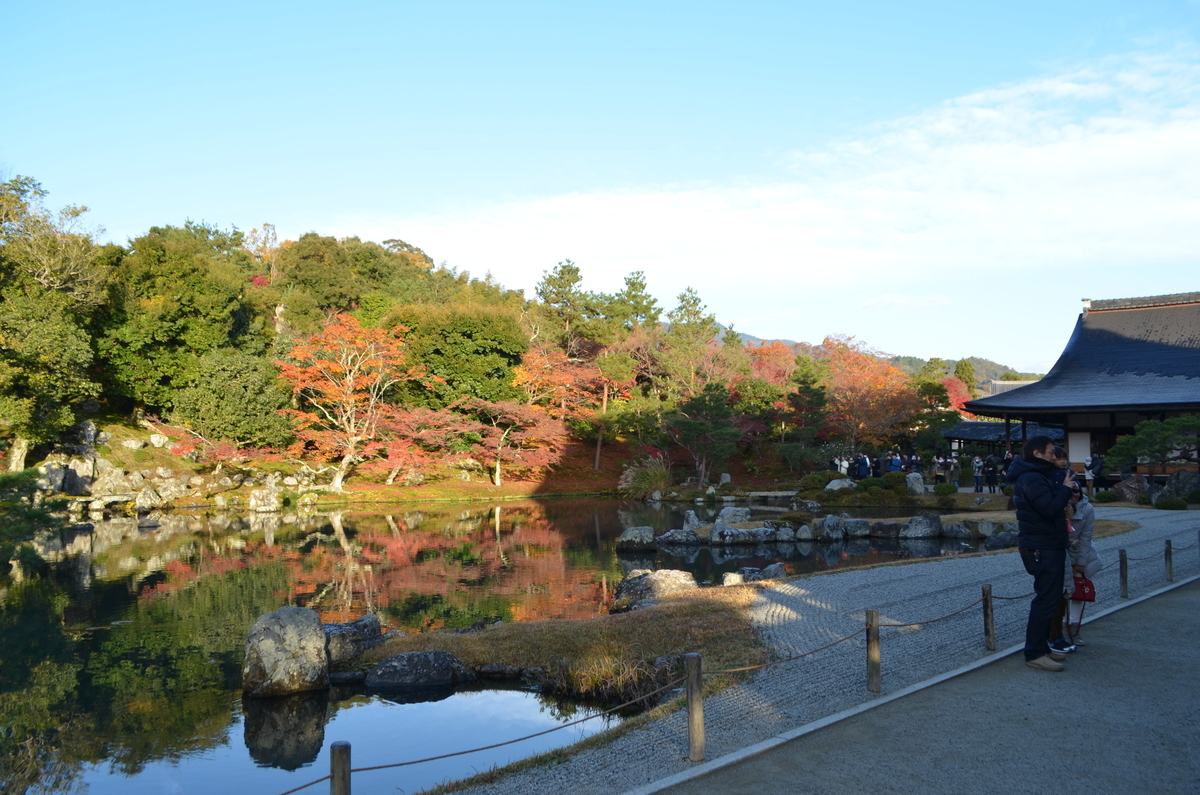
[434,508,1199,795]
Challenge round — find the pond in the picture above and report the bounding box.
[1,497,979,793]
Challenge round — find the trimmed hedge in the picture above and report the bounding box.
[1094,491,1118,502]
[933,483,957,496]
[1154,497,1188,510]
[798,470,843,491]
[856,477,886,491]
[1136,494,1152,505]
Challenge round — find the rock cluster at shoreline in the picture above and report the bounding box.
[616,507,1020,554]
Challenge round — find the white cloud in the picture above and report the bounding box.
[337,47,1200,372]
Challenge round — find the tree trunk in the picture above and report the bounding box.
[7,435,31,472]
[330,451,355,491]
[593,426,604,471]
[493,456,502,486]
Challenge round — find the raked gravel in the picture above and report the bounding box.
[435,507,1199,795]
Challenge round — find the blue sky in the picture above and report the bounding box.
[5,1,1199,371]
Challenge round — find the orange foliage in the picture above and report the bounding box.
[747,341,797,386]
[819,336,923,447]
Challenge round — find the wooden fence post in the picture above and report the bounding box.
[866,610,881,694]
[330,741,351,795]
[1165,539,1174,583]
[982,584,995,651]
[684,653,705,762]
[1119,550,1129,599]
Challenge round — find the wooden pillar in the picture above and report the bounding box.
[330,741,351,795]
[1005,415,1012,453]
[866,610,881,693]
[685,653,705,762]
[982,584,995,651]
[1119,550,1129,599]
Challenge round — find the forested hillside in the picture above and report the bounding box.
[1,176,980,490]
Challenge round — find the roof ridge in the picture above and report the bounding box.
[1084,292,1200,312]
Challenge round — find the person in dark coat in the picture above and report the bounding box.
[1007,435,1077,672]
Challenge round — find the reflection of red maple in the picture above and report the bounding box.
[138,503,613,630]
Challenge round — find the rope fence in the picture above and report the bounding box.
[277,526,1199,795]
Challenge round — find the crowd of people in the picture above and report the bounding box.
[829,449,1109,496]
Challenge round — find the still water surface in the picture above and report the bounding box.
[1,497,977,793]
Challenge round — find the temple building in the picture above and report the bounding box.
[964,292,1200,462]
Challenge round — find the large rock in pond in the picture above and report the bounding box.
[616,526,657,551]
[243,606,330,697]
[682,511,704,533]
[870,521,903,539]
[716,506,751,523]
[655,527,701,545]
[614,569,698,601]
[901,514,942,539]
[825,478,856,492]
[906,472,927,495]
[815,515,844,542]
[963,520,1001,538]
[324,613,385,664]
[844,519,871,538]
[365,650,476,688]
[985,531,1019,550]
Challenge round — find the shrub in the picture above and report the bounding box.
[857,477,886,492]
[1002,485,1013,496]
[798,470,842,491]
[1186,489,1200,504]
[881,471,908,490]
[933,483,958,496]
[1136,493,1152,505]
[1154,497,1187,510]
[618,455,672,498]
[936,494,956,511]
[1094,491,1118,503]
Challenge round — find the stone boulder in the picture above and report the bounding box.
[121,439,146,450]
[984,531,1019,550]
[1113,475,1150,503]
[722,572,744,586]
[767,522,797,543]
[365,650,476,688]
[614,569,698,601]
[901,514,942,539]
[716,506,751,523]
[134,485,164,511]
[682,511,704,533]
[906,472,927,495]
[793,524,815,541]
[843,519,872,538]
[149,433,169,448]
[249,485,283,513]
[1159,470,1200,502]
[870,521,903,539]
[825,478,856,492]
[90,467,133,497]
[242,606,330,697]
[963,520,1001,538]
[616,526,657,551]
[790,500,823,513]
[759,562,787,580]
[940,522,972,539]
[654,527,701,545]
[815,515,844,542]
[324,613,385,664]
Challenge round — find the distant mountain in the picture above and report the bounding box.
[889,355,1044,381]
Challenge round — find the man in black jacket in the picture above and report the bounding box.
[1007,435,1077,672]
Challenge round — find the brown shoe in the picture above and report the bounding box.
[1027,655,1064,672]
[1048,650,1067,662]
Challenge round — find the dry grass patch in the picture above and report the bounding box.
[357,585,768,703]
[1094,519,1140,538]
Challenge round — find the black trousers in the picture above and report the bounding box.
[1020,547,1067,661]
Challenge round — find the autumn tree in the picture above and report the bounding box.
[820,336,922,449]
[369,406,483,484]
[459,399,568,486]
[276,315,423,490]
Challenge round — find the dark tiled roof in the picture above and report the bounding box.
[942,421,1064,443]
[966,295,1200,416]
